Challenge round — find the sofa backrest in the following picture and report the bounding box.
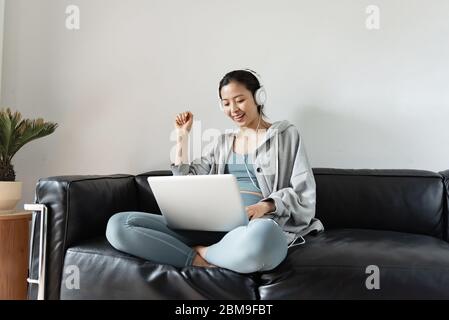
[135,170,170,214]
[313,169,447,240]
[136,169,448,241]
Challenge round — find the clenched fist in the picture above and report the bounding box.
[174,111,193,133]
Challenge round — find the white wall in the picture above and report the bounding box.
[0,0,4,98]
[1,0,449,209]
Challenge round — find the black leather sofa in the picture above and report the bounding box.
[27,168,449,300]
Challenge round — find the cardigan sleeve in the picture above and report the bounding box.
[261,127,317,231]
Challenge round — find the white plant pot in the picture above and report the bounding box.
[0,181,23,214]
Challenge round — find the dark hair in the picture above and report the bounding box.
[218,70,267,118]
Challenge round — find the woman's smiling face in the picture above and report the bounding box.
[220,81,259,127]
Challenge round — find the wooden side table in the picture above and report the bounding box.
[0,211,32,300]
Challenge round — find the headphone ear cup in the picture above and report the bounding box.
[254,86,267,106]
[218,100,224,111]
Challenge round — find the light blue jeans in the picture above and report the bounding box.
[106,211,288,274]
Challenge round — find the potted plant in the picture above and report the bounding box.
[0,108,58,214]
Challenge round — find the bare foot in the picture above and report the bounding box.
[192,246,217,268]
[193,245,208,259]
[192,253,217,268]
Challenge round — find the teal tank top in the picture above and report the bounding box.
[225,150,263,207]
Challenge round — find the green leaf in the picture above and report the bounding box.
[0,108,58,164]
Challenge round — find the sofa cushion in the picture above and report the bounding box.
[61,237,259,300]
[313,169,446,239]
[258,229,449,299]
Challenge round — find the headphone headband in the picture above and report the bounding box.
[242,68,264,87]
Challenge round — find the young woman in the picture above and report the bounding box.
[106,69,323,273]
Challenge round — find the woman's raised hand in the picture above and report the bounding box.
[174,111,194,133]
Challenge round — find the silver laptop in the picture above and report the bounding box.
[147,174,249,231]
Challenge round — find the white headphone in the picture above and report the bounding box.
[219,69,267,111]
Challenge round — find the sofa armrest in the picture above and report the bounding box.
[28,174,138,300]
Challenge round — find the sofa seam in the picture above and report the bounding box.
[136,171,172,177]
[60,180,71,300]
[39,175,134,184]
[313,173,441,179]
[66,248,148,264]
[281,265,449,271]
[441,173,449,242]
